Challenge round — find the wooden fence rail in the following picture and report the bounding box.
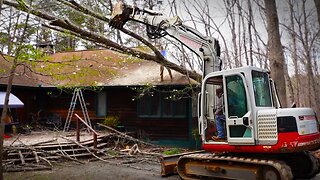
[74,113,98,149]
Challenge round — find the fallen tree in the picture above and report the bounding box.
[3,130,179,173]
[2,0,201,82]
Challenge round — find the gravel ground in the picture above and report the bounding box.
[4,160,320,180]
[4,160,180,180]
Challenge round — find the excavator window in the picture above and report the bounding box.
[226,75,247,118]
[277,116,298,132]
[252,71,272,107]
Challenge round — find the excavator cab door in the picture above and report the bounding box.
[224,73,255,145]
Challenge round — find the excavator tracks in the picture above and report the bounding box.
[177,153,293,180]
[283,151,320,179]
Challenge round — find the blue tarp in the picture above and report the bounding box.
[0,92,24,108]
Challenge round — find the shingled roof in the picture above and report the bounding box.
[0,49,197,87]
[0,54,40,86]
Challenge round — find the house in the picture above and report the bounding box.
[0,50,200,148]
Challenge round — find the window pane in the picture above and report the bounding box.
[96,91,107,116]
[174,98,187,117]
[162,92,187,118]
[277,116,297,132]
[226,75,247,117]
[162,97,173,117]
[252,71,272,107]
[138,91,187,118]
[138,93,161,117]
[149,95,161,116]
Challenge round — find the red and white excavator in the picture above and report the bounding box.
[109,2,320,179]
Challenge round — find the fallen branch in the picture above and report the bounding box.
[120,144,141,155]
[120,144,162,157]
[8,133,22,147]
[32,151,40,164]
[18,150,25,164]
[5,164,52,172]
[97,123,157,147]
[59,136,118,164]
[39,156,53,167]
[31,139,58,146]
[5,142,84,165]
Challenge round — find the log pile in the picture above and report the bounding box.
[3,125,168,172]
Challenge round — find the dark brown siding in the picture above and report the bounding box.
[106,87,190,140]
[6,86,192,141]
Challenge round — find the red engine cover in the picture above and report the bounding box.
[202,132,320,153]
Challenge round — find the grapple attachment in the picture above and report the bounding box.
[109,2,133,29]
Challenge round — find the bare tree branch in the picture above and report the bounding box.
[3,0,201,81]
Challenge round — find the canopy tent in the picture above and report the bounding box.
[0,92,24,108]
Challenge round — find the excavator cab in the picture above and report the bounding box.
[200,66,257,146]
[199,66,320,153]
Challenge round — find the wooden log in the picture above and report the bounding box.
[97,123,157,147]
[6,144,85,165]
[39,156,53,167]
[59,136,117,164]
[5,165,52,172]
[30,139,57,146]
[32,151,40,164]
[18,150,25,164]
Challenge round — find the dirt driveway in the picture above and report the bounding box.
[4,160,179,180]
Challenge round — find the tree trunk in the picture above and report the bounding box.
[301,0,320,116]
[315,0,320,26]
[284,65,295,106]
[225,0,240,67]
[0,64,16,180]
[0,0,2,14]
[0,5,30,178]
[247,0,254,66]
[288,0,300,106]
[263,0,287,107]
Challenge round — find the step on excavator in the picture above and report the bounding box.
[109,2,320,179]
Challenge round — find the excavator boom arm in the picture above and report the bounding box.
[109,2,221,77]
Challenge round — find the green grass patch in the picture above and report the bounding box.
[162,148,183,155]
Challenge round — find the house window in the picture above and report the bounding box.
[138,92,187,118]
[96,91,107,117]
[137,93,160,117]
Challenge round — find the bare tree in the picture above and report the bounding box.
[281,0,320,115]
[246,0,254,66]
[263,0,287,107]
[0,1,33,178]
[287,0,300,106]
[315,0,320,25]
[224,0,241,67]
[299,0,320,115]
[0,0,2,14]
